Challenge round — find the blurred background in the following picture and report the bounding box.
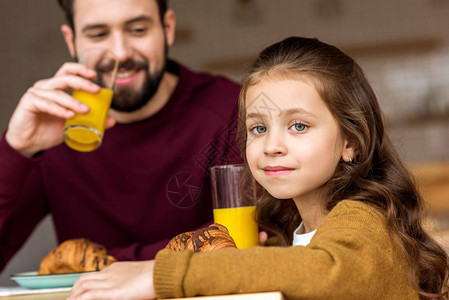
[0,0,448,286]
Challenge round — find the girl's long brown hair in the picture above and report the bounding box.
[237,37,448,299]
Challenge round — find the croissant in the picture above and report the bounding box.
[166,223,237,252]
[38,238,117,275]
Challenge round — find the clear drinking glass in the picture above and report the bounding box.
[63,48,119,152]
[210,164,259,248]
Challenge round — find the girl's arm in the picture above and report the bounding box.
[155,201,418,300]
[68,201,419,300]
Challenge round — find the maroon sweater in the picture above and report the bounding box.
[0,61,242,271]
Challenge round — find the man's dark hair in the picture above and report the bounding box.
[57,0,168,31]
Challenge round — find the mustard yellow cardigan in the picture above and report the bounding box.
[154,200,418,299]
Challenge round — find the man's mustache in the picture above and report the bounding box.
[96,58,148,73]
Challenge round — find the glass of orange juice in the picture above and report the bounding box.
[63,48,119,152]
[210,164,258,249]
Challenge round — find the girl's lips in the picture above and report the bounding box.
[263,166,294,176]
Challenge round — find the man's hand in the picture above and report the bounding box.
[68,260,156,300]
[5,62,115,157]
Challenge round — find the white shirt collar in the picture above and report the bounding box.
[292,222,317,246]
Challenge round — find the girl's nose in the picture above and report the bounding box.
[264,132,287,156]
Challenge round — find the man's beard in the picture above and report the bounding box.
[109,58,166,112]
[75,46,167,113]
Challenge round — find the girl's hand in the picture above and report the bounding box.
[259,231,268,246]
[68,260,156,300]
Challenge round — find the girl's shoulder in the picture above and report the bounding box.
[314,200,398,262]
[320,199,387,232]
[332,199,383,214]
[333,199,384,215]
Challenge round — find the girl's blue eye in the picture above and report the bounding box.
[290,123,306,132]
[251,126,267,134]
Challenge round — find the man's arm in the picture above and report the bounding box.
[107,220,214,261]
[0,61,117,271]
[5,63,108,158]
[107,240,171,262]
[0,135,49,271]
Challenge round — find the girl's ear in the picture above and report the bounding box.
[341,139,356,163]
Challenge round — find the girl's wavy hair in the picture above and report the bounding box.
[57,0,168,31]
[237,36,448,299]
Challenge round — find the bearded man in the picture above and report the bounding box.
[0,0,241,271]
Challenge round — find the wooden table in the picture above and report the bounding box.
[169,292,284,300]
[0,291,284,300]
[0,291,70,300]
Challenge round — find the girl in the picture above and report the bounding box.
[69,37,448,300]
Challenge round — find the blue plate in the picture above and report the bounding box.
[10,271,85,289]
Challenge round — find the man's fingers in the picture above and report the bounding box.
[34,75,100,94]
[54,62,97,78]
[28,88,89,118]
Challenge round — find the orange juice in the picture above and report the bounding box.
[213,206,258,249]
[63,88,113,152]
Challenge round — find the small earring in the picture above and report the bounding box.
[348,156,353,163]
